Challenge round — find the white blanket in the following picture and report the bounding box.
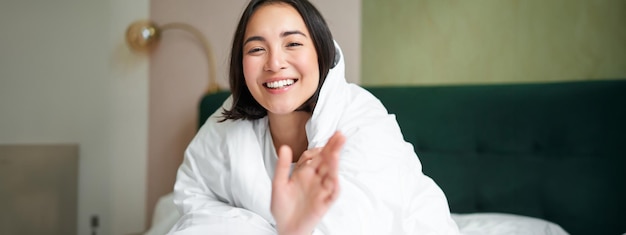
[147,193,570,235]
[169,43,459,234]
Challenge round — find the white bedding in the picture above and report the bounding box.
[451,213,568,235]
[170,42,458,234]
[144,193,569,235]
[152,43,568,235]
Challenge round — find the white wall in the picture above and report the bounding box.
[0,1,149,235]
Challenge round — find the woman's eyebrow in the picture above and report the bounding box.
[243,30,307,46]
[244,36,265,46]
[281,30,307,38]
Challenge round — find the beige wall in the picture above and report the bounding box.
[0,1,149,235]
[147,0,361,226]
[362,0,626,85]
[314,0,362,83]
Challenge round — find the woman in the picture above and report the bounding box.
[170,0,459,234]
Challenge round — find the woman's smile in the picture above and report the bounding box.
[264,78,298,89]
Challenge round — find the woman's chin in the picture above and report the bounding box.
[265,105,305,117]
[267,108,297,116]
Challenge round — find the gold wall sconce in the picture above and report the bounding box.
[125,20,221,94]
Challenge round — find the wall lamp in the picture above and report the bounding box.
[125,20,221,94]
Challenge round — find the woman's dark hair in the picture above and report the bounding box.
[221,0,335,121]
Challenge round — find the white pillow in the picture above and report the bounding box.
[451,213,569,235]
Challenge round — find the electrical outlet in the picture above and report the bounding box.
[91,215,99,235]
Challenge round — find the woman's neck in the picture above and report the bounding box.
[268,111,311,162]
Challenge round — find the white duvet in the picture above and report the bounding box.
[148,193,569,235]
[169,43,457,234]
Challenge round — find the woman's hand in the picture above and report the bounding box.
[294,147,322,170]
[270,132,346,235]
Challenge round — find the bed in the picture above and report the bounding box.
[146,79,626,235]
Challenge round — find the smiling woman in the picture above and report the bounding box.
[167,1,460,234]
[240,3,320,118]
[223,0,336,122]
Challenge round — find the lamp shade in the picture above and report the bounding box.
[125,20,161,52]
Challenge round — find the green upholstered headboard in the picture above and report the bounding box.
[199,80,626,235]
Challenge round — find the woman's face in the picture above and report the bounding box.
[242,3,319,116]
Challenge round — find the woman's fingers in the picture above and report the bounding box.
[326,178,341,203]
[320,131,345,176]
[271,137,345,234]
[322,131,346,158]
[296,147,321,169]
[304,147,323,156]
[274,145,293,187]
[290,131,345,194]
[319,172,340,204]
[317,132,345,203]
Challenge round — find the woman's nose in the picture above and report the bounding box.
[264,50,287,72]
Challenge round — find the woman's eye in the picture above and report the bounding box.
[287,42,303,47]
[247,47,264,54]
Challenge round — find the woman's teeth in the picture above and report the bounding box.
[265,79,295,89]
